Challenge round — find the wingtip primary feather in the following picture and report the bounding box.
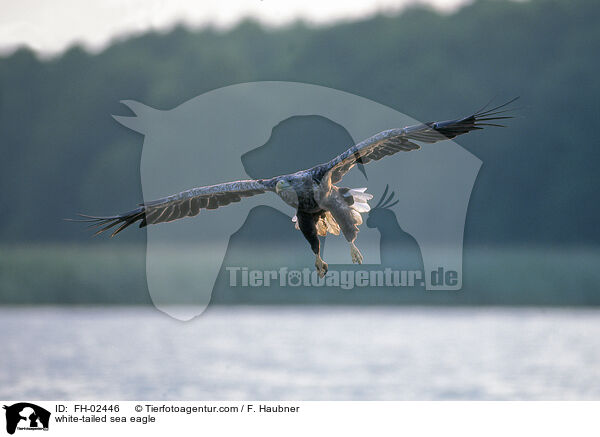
[475,96,520,117]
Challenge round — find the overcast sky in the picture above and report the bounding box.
[0,0,469,57]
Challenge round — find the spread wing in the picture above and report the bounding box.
[321,98,518,184]
[74,179,273,237]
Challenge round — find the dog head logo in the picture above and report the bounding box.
[3,403,50,434]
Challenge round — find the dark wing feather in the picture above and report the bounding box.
[320,98,518,184]
[74,179,271,237]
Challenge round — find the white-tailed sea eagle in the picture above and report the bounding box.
[74,98,517,277]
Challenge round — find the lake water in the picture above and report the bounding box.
[1,306,599,400]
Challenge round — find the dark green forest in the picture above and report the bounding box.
[1,0,599,245]
[1,0,599,305]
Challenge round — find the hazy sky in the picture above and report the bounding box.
[0,0,469,57]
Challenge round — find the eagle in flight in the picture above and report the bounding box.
[76,98,517,277]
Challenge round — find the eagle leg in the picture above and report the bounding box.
[315,254,328,278]
[296,211,328,278]
[350,241,363,264]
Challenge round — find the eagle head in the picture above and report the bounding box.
[275,179,298,207]
[275,179,292,194]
